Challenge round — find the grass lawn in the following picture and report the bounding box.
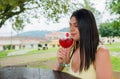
[0,43,120,71]
[105,43,120,52]
[0,50,17,58]
[26,47,59,54]
[111,56,120,72]
[105,43,120,72]
[27,57,57,69]
[29,43,120,71]
[0,47,59,58]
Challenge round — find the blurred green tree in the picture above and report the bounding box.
[0,0,71,28]
[107,0,120,14]
[99,22,113,37]
[99,21,120,37]
[104,0,120,37]
[0,0,100,32]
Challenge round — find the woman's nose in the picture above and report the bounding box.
[70,26,75,32]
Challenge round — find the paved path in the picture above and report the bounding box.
[1,51,119,67]
[7,49,33,56]
[0,52,56,67]
[110,52,120,57]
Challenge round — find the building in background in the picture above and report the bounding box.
[0,36,49,50]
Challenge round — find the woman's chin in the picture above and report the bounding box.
[73,38,79,41]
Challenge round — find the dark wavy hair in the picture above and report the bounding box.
[70,8,99,72]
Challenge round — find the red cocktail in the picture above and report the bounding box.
[59,32,73,48]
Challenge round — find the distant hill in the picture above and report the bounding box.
[17,30,51,37]
[16,27,69,37]
[58,27,69,32]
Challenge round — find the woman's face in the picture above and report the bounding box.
[69,16,80,41]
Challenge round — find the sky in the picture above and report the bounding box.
[0,0,113,36]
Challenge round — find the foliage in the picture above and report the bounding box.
[99,22,113,37]
[107,0,120,15]
[111,20,120,36]
[0,0,73,29]
[99,21,120,37]
[72,0,101,24]
[12,16,24,33]
[0,0,100,32]
[0,0,28,27]
[104,0,120,37]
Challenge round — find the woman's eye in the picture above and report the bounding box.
[75,25,78,27]
[74,23,78,27]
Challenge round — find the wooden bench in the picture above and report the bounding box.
[0,66,80,79]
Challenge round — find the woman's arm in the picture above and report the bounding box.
[95,46,112,79]
[53,61,65,71]
[53,47,71,71]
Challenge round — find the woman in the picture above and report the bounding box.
[53,8,112,79]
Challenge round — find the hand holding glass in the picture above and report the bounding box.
[59,32,73,67]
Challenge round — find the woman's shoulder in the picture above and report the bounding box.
[95,45,111,64]
[97,45,110,55]
[94,45,112,79]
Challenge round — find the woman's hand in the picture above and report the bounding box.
[53,41,75,71]
[57,41,75,64]
[57,48,68,64]
[53,47,68,71]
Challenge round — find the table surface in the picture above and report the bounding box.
[0,66,80,79]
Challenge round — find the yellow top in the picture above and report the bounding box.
[64,48,99,79]
[64,45,102,79]
[64,45,104,79]
[66,63,96,79]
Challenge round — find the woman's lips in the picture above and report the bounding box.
[71,33,76,37]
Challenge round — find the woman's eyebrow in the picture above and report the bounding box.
[69,21,77,24]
